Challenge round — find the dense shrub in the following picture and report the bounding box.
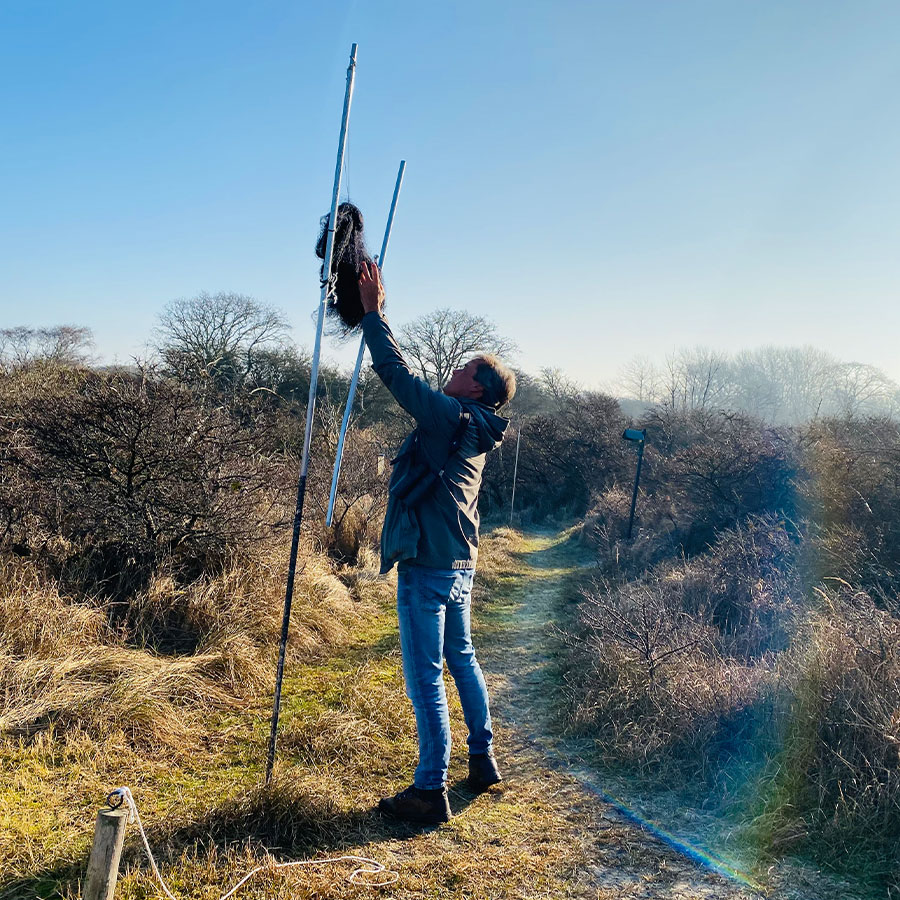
[0,364,284,596]
[481,390,628,519]
[639,407,799,554]
[800,416,900,601]
[679,516,802,658]
[581,409,801,565]
[566,517,798,771]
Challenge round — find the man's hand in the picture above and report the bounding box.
[359,260,385,315]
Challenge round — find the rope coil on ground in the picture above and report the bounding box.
[106,787,399,898]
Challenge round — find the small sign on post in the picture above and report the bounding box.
[83,807,128,900]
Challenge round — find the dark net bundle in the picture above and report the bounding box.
[315,202,374,333]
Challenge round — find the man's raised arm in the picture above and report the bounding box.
[358,261,459,435]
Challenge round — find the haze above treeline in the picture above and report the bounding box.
[4,291,899,427]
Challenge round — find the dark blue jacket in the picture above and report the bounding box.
[361,312,508,573]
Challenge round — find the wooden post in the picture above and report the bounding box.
[83,808,128,900]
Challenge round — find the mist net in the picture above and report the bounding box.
[316,202,374,334]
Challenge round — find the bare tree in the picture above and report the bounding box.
[397,308,515,388]
[155,292,289,389]
[0,326,93,367]
[578,576,705,691]
[660,347,731,413]
[619,355,661,405]
[832,362,897,418]
[729,349,783,422]
[539,366,580,410]
[770,346,836,424]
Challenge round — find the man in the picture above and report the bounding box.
[357,261,516,825]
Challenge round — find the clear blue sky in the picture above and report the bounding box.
[3,0,900,384]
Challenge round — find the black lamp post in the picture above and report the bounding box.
[622,428,646,540]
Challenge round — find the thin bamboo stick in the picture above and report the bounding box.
[509,426,521,524]
[326,159,406,527]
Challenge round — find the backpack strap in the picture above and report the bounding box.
[439,409,471,473]
[390,408,472,508]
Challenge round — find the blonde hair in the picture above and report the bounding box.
[473,354,517,409]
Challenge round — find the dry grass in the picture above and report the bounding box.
[566,511,900,893]
[0,647,240,749]
[123,538,361,655]
[0,529,622,900]
[750,586,900,884]
[0,537,370,750]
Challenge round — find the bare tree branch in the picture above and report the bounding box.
[397,308,516,388]
[155,292,289,391]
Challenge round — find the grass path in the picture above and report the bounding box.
[479,529,763,900]
[481,527,871,900]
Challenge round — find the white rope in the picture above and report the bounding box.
[108,787,399,898]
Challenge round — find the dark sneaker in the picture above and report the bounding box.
[468,751,503,792]
[378,784,451,824]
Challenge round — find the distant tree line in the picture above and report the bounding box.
[619,345,900,423]
[0,326,93,368]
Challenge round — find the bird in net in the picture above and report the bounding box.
[315,202,376,334]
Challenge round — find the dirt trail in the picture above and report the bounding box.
[479,529,861,900]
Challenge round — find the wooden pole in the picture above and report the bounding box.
[83,808,128,900]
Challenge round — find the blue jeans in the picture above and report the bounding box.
[396,565,493,790]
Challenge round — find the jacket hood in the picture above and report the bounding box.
[462,400,510,452]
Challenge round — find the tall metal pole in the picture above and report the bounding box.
[266,43,358,784]
[326,160,406,527]
[509,426,521,525]
[627,440,644,541]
